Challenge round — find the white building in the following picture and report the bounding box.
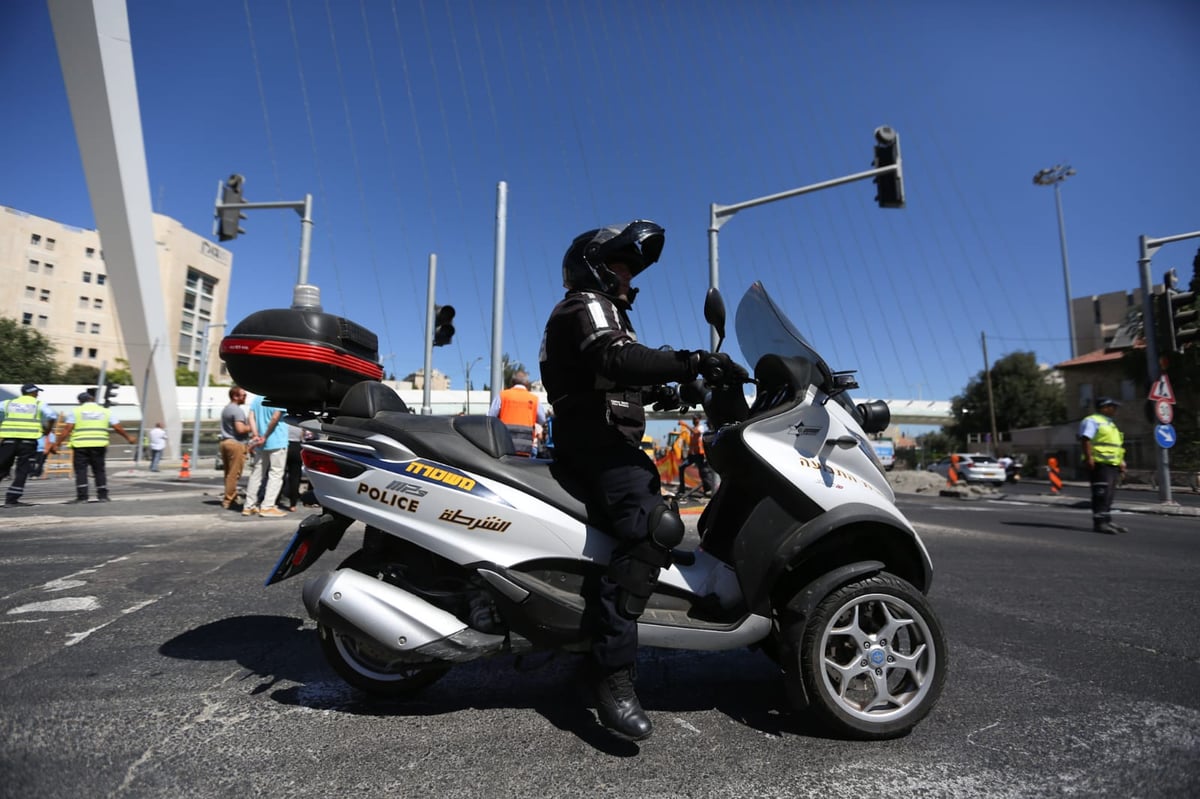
[0,205,233,384]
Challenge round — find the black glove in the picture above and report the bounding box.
[644,384,681,412]
[698,352,748,385]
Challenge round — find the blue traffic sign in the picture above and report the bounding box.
[1154,424,1176,449]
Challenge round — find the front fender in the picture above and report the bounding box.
[732,497,932,615]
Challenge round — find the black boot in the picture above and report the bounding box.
[592,665,652,741]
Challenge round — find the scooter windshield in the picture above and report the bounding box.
[735,280,837,390]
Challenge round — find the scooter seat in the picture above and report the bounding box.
[332,384,594,524]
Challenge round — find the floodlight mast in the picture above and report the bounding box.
[706,127,904,350]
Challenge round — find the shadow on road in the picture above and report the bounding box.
[159,613,835,751]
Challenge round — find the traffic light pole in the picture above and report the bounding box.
[1137,228,1200,504]
[707,131,902,351]
[214,179,317,309]
[422,254,437,416]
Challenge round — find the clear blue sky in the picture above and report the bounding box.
[2,0,1197,406]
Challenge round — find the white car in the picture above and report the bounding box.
[927,453,1006,486]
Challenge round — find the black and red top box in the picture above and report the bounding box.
[220,308,384,411]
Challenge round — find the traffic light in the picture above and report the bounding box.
[872,126,905,209]
[433,305,456,347]
[1158,268,1199,354]
[217,174,248,242]
[103,381,118,407]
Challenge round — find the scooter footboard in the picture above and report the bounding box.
[303,568,505,662]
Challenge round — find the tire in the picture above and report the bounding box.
[317,623,449,698]
[781,572,946,739]
[315,551,450,698]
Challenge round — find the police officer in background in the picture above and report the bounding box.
[0,383,57,507]
[1079,396,1127,534]
[488,370,546,456]
[540,220,743,740]
[49,391,136,503]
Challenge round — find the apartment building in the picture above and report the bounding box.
[0,205,233,384]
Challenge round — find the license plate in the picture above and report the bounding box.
[264,512,351,586]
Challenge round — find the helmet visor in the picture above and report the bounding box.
[605,220,664,276]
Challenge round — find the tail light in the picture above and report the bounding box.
[301,449,366,478]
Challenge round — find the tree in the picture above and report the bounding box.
[105,358,133,385]
[175,366,200,387]
[62,364,101,384]
[0,318,60,384]
[946,351,1066,445]
[483,353,527,392]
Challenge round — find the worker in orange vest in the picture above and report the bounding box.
[489,371,547,456]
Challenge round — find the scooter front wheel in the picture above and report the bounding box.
[783,572,946,739]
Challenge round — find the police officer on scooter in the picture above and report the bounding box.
[540,220,742,740]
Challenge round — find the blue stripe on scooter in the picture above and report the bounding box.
[330,450,513,507]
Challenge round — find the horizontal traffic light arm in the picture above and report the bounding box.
[711,164,902,230]
[215,199,309,214]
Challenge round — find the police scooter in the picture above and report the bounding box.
[253,282,946,740]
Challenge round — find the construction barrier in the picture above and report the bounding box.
[178,452,191,480]
[1047,456,1062,494]
[946,453,960,486]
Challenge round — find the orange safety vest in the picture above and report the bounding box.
[497,387,539,427]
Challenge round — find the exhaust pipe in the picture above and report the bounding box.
[303,569,504,662]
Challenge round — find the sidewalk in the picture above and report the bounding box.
[941,480,1200,518]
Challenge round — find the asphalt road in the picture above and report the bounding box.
[1,473,1197,798]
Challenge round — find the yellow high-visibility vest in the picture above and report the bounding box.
[70,402,111,448]
[1084,414,1124,465]
[0,395,44,439]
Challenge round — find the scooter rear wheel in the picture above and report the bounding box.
[782,572,946,739]
[318,624,449,698]
[315,552,450,698]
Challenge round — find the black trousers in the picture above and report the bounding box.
[1088,462,1121,527]
[557,444,664,671]
[280,441,303,508]
[73,447,109,500]
[0,438,38,503]
[680,453,714,492]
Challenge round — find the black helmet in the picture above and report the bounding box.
[562,220,665,295]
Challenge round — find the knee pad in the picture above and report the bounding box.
[647,502,685,550]
[605,502,686,620]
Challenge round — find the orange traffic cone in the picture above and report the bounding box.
[1047,456,1062,494]
[947,453,960,487]
[178,452,191,480]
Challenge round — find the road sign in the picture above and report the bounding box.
[1154,400,1175,424]
[1149,374,1176,403]
[1154,424,1176,449]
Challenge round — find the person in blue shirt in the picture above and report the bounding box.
[242,395,289,518]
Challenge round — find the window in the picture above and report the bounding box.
[36,315,48,329]
[90,323,101,335]
[85,247,96,258]
[74,346,83,357]
[28,259,39,272]
[45,237,56,251]
[23,313,33,325]
[75,321,86,333]
[87,348,98,359]
[1079,383,1093,410]
[93,298,103,310]
[82,271,92,283]
[39,289,50,303]
[43,263,53,276]
[79,296,90,309]
[24,286,35,300]
[97,274,107,286]
[30,233,41,246]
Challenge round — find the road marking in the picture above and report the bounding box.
[1,555,129,601]
[7,596,100,614]
[64,594,169,647]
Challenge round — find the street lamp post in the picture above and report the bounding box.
[190,320,226,461]
[464,356,482,414]
[1033,164,1078,359]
